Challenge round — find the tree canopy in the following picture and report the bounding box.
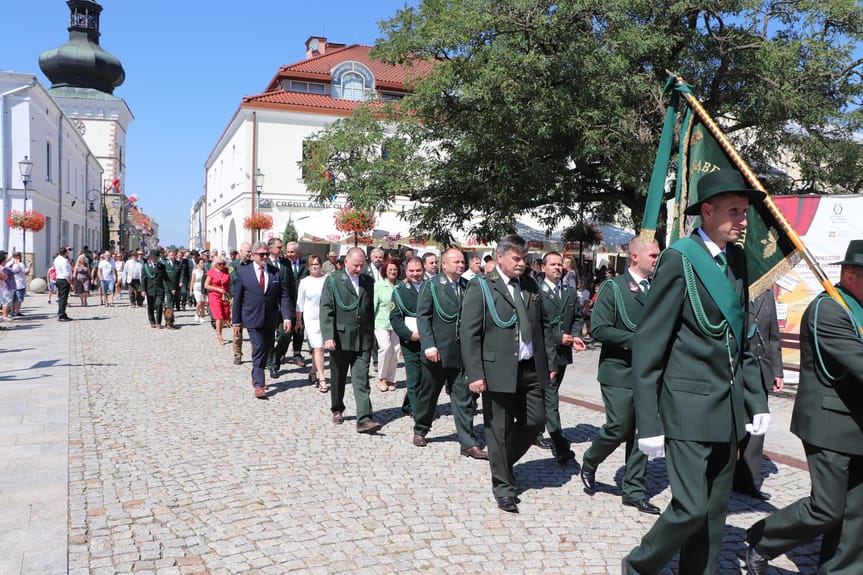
[302,0,863,243]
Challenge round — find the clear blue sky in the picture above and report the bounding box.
[2,0,413,246]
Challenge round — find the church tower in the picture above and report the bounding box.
[39,0,134,250]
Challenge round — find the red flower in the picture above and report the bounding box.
[333,206,376,235]
[243,213,274,230]
[6,210,46,232]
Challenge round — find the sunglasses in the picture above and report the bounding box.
[255,252,269,257]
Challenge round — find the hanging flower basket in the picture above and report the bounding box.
[243,212,273,230]
[6,210,46,232]
[562,221,603,246]
[333,206,376,236]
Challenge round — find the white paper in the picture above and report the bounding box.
[404,317,418,333]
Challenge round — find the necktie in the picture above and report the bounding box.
[452,280,460,299]
[715,252,728,274]
[639,279,650,292]
[259,266,265,292]
[509,279,532,345]
[555,284,561,299]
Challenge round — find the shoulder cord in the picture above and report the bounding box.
[328,274,359,312]
[429,280,458,323]
[681,255,734,374]
[392,285,415,318]
[475,277,517,329]
[606,280,637,332]
[812,295,862,382]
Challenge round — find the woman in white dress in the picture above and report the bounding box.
[295,255,329,392]
[190,259,206,323]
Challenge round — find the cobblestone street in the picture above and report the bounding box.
[1,295,820,574]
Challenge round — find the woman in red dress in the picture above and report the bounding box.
[204,256,232,346]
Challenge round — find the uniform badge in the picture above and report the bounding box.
[628,280,639,293]
[439,276,447,285]
[389,301,396,313]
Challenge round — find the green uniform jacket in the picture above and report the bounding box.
[591,271,647,387]
[319,269,374,352]
[390,279,423,353]
[632,233,767,442]
[161,258,181,293]
[141,261,167,296]
[460,270,556,392]
[539,279,583,367]
[790,289,863,455]
[417,274,465,369]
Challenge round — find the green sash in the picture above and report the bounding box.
[836,284,863,332]
[670,238,744,350]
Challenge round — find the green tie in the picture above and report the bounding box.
[639,279,650,292]
[509,279,532,345]
[555,284,561,299]
[715,252,728,274]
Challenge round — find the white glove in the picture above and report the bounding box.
[746,413,771,436]
[637,435,665,458]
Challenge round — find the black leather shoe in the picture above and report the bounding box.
[623,498,661,515]
[495,496,519,513]
[412,434,428,447]
[534,436,553,449]
[580,467,596,494]
[735,487,771,501]
[745,544,769,575]
[557,449,577,465]
[269,368,279,379]
[461,446,489,460]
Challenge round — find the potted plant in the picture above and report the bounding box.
[7,209,46,232]
[333,206,376,246]
[243,212,274,230]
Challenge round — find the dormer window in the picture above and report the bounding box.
[331,61,375,101]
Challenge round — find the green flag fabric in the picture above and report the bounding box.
[641,76,798,296]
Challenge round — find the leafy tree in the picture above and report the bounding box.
[282,217,298,244]
[308,1,863,243]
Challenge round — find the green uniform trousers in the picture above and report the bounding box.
[400,347,421,415]
[748,443,863,574]
[627,437,736,575]
[414,362,479,451]
[329,349,373,426]
[482,358,546,499]
[543,365,571,455]
[581,384,648,503]
[268,323,292,369]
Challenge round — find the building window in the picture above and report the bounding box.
[339,72,365,101]
[289,81,326,94]
[379,92,404,102]
[46,141,52,181]
[331,61,375,101]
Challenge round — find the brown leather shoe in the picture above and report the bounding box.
[356,420,383,434]
[461,446,489,460]
[254,386,267,399]
[332,412,344,425]
[412,434,428,447]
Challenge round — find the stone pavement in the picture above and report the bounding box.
[0,294,821,574]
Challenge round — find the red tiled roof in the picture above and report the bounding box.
[241,43,435,114]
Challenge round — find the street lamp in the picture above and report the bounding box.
[18,156,33,260]
[254,167,264,241]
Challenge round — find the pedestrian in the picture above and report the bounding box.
[421,252,438,280]
[122,250,143,307]
[73,252,91,307]
[414,248,487,459]
[536,250,586,464]
[190,258,206,323]
[320,247,383,433]
[204,256,232,345]
[624,169,770,574]
[0,251,14,322]
[265,239,298,378]
[141,249,167,328]
[580,237,661,515]
[54,246,73,322]
[231,241,293,400]
[295,255,328,391]
[744,240,863,574]
[460,234,554,513]
[373,260,401,392]
[389,256,425,416]
[321,250,338,274]
[733,289,784,501]
[230,243,252,365]
[47,261,57,304]
[284,242,308,367]
[97,251,117,306]
[10,252,32,317]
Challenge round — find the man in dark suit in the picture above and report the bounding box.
[231,241,293,399]
[625,169,770,574]
[284,241,308,366]
[460,234,556,513]
[141,249,167,328]
[320,247,383,433]
[266,238,297,377]
[537,251,586,464]
[745,240,863,575]
[230,243,252,365]
[414,248,486,458]
[580,237,660,514]
[161,249,181,311]
[389,256,425,417]
[733,288,784,500]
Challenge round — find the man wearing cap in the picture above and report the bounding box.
[624,169,770,574]
[141,249,168,328]
[744,240,863,575]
